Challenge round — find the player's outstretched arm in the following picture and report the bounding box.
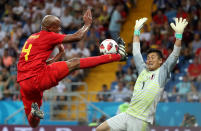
[133,17,147,73]
[167,17,188,60]
[161,17,188,73]
[133,17,148,44]
[159,18,188,87]
[62,9,92,43]
[170,17,188,47]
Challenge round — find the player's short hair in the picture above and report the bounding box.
[147,49,163,59]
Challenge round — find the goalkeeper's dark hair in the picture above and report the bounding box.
[147,49,163,59]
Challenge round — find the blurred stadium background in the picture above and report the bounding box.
[0,0,201,130]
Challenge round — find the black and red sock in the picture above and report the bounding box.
[28,113,40,128]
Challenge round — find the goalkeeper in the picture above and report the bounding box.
[96,17,188,131]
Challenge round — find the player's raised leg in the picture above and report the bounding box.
[68,37,127,71]
[38,38,127,92]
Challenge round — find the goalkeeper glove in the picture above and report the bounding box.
[170,17,188,40]
[134,17,148,36]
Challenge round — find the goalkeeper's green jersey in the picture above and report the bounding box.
[126,43,181,124]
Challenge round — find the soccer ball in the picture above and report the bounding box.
[99,39,118,54]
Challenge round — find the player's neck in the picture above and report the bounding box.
[41,27,49,32]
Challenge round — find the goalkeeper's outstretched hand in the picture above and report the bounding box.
[170,18,188,34]
[134,17,148,31]
[117,37,128,61]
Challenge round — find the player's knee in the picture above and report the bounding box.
[66,58,80,71]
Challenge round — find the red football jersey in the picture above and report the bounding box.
[17,30,66,82]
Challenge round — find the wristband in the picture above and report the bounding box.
[175,33,182,40]
[134,30,140,36]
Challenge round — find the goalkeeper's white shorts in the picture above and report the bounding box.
[106,112,150,131]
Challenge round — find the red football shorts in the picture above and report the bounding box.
[19,61,69,115]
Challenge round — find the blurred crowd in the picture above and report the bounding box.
[0,0,134,100]
[97,0,201,103]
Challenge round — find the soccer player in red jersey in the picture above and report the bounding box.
[17,9,127,128]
